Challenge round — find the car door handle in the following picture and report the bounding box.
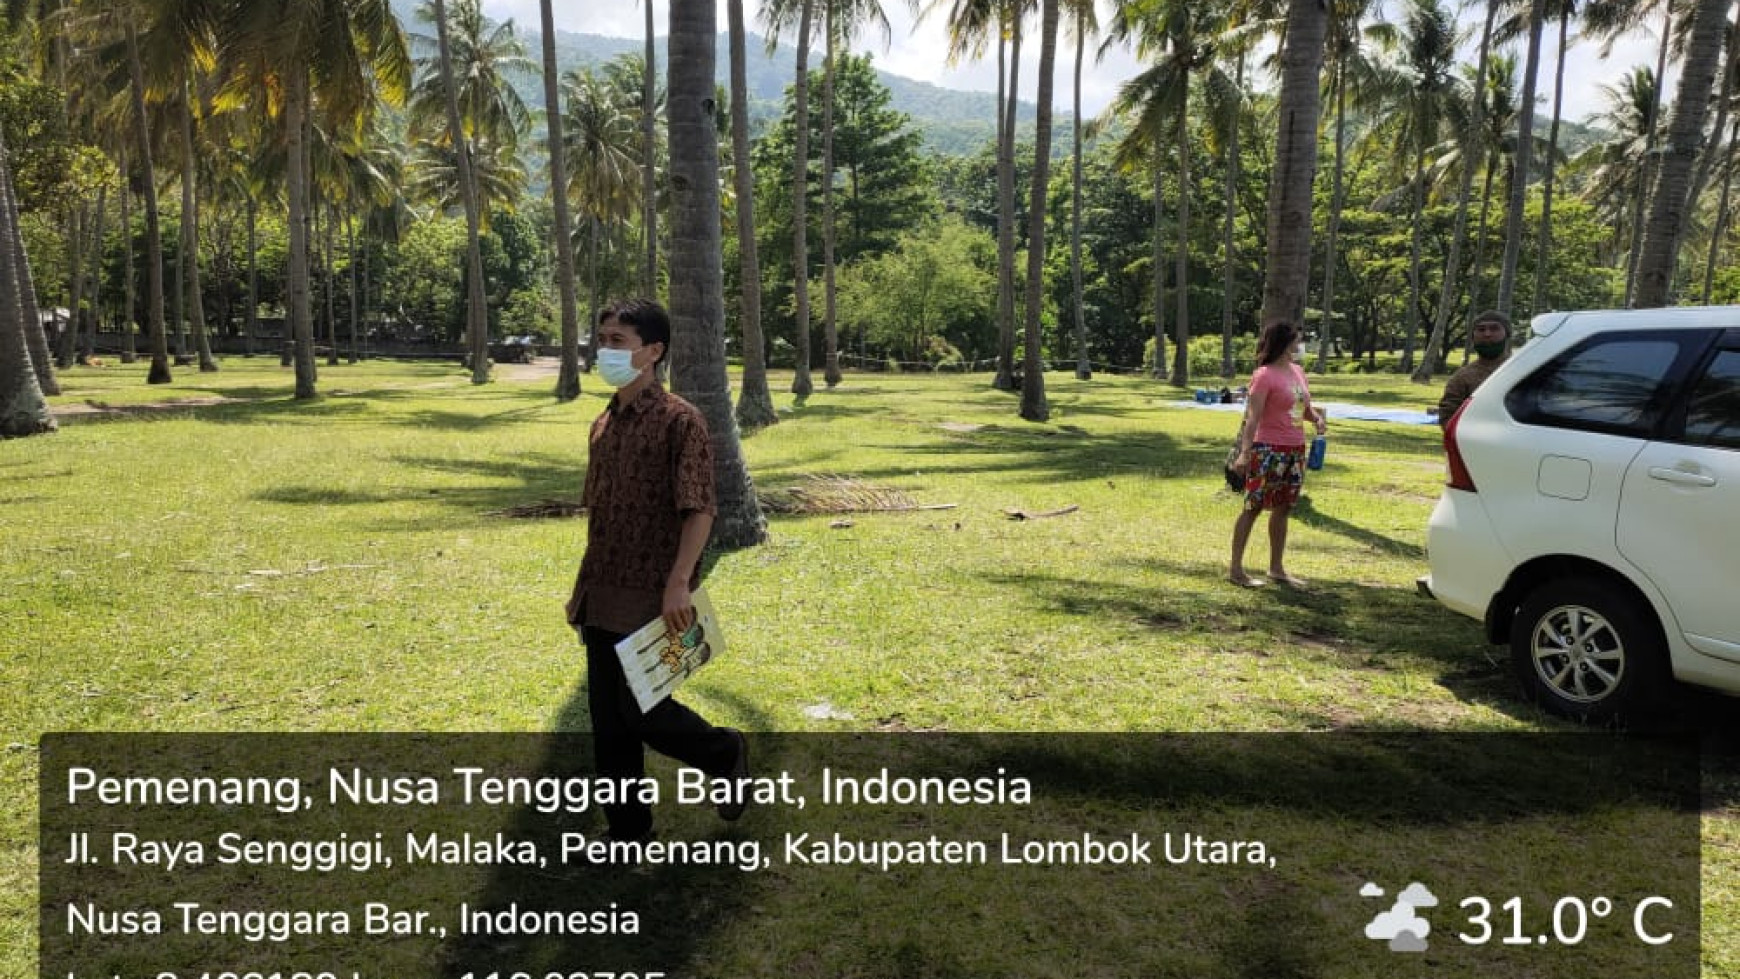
[1648,466,1717,487]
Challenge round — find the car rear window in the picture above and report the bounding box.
[1507,335,1691,436]
[1685,349,1740,450]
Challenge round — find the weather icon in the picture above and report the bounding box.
[1361,881,1439,952]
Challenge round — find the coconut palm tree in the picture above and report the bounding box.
[1578,66,1658,266]
[564,65,640,361]
[665,0,766,548]
[1386,0,1458,371]
[728,0,777,428]
[1319,0,1398,373]
[819,0,893,389]
[1260,0,1329,328]
[1068,0,1096,380]
[640,0,658,297]
[538,0,581,401]
[0,127,56,437]
[918,0,1024,389]
[1586,0,1675,305]
[1019,0,1058,421]
[1106,0,1239,387]
[764,0,817,399]
[1530,0,1585,316]
[1493,0,1547,318]
[222,0,409,398]
[1413,0,1497,382]
[418,0,491,383]
[1635,0,1733,307]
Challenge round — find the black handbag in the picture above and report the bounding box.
[1223,405,1250,492]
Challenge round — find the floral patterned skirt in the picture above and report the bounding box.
[1244,442,1306,511]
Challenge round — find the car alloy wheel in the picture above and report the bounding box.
[1528,604,1625,704]
[1510,577,1666,724]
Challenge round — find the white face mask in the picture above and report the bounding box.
[597,348,644,388]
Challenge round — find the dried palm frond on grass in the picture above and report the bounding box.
[760,475,955,515]
[485,499,587,519]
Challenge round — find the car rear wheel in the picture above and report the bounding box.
[1511,578,1666,724]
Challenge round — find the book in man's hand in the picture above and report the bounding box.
[613,587,726,713]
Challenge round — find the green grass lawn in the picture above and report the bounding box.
[4,356,1735,977]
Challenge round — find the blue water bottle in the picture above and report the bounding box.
[1307,435,1327,471]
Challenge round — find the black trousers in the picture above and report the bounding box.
[581,624,737,837]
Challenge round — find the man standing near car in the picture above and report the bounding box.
[1438,311,1512,425]
[565,298,748,841]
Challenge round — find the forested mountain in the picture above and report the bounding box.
[388,0,1040,155]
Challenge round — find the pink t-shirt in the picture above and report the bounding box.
[1249,362,1309,447]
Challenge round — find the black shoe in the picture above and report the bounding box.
[717,728,750,822]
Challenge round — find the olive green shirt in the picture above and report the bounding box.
[1438,354,1509,426]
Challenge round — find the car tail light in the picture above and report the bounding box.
[1444,400,1477,492]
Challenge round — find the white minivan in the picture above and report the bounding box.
[1419,307,1740,722]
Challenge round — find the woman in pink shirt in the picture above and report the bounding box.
[1228,321,1326,587]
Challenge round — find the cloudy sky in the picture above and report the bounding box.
[483,1,1665,127]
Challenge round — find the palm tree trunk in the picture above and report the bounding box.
[324,203,339,367]
[1072,7,1089,381]
[13,197,57,392]
[1317,56,1347,375]
[286,67,316,397]
[790,0,816,400]
[126,21,172,385]
[1636,0,1732,308]
[1529,4,1570,317]
[1465,154,1498,355]
[1624,3,1674,307]
[667,0,765,548]
[58,205,83,368]
[86,184,107,361]
[1403,143,1426,372]
[994,11,1022,391]
[118,147,136,365]
[1152,164,1165,376]
[1170,93,1191,387]
[1222,51,1242,379]
[729,0,776,428]
[0,135,56,438]
[821,3,841,389]
[1019,0,1058,422]
[1261,0,1329,328]
[1703,111,1740,302]
[587,217,601,365]
[347,214,359,364]
[540,0,582,401]
[642,0,659,297]
[1679,15,1740,283]
[431,0,491,383]
[244,194,257,357]
[1415,0,1498,382]
[1495,0,1546,317]
[182,90,217,372]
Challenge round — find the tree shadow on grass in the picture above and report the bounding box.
[431,727,1698,979]
[840,426,1207,485]
[1290,496,1425,560]
[980,557,1533,725]
[251,452,585,527]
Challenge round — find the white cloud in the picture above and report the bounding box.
[1359,882,1386,898]
[1396,882,1439,908]
[1365,900,1432,940]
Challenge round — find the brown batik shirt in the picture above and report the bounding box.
[565,383,716,633]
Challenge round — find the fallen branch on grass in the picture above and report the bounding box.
[1003,504,1079,520]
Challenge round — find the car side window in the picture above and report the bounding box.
[1684,349,1740,450]
[1506,337,1687,436]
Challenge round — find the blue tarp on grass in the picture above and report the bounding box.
[1171,399,1438,425]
